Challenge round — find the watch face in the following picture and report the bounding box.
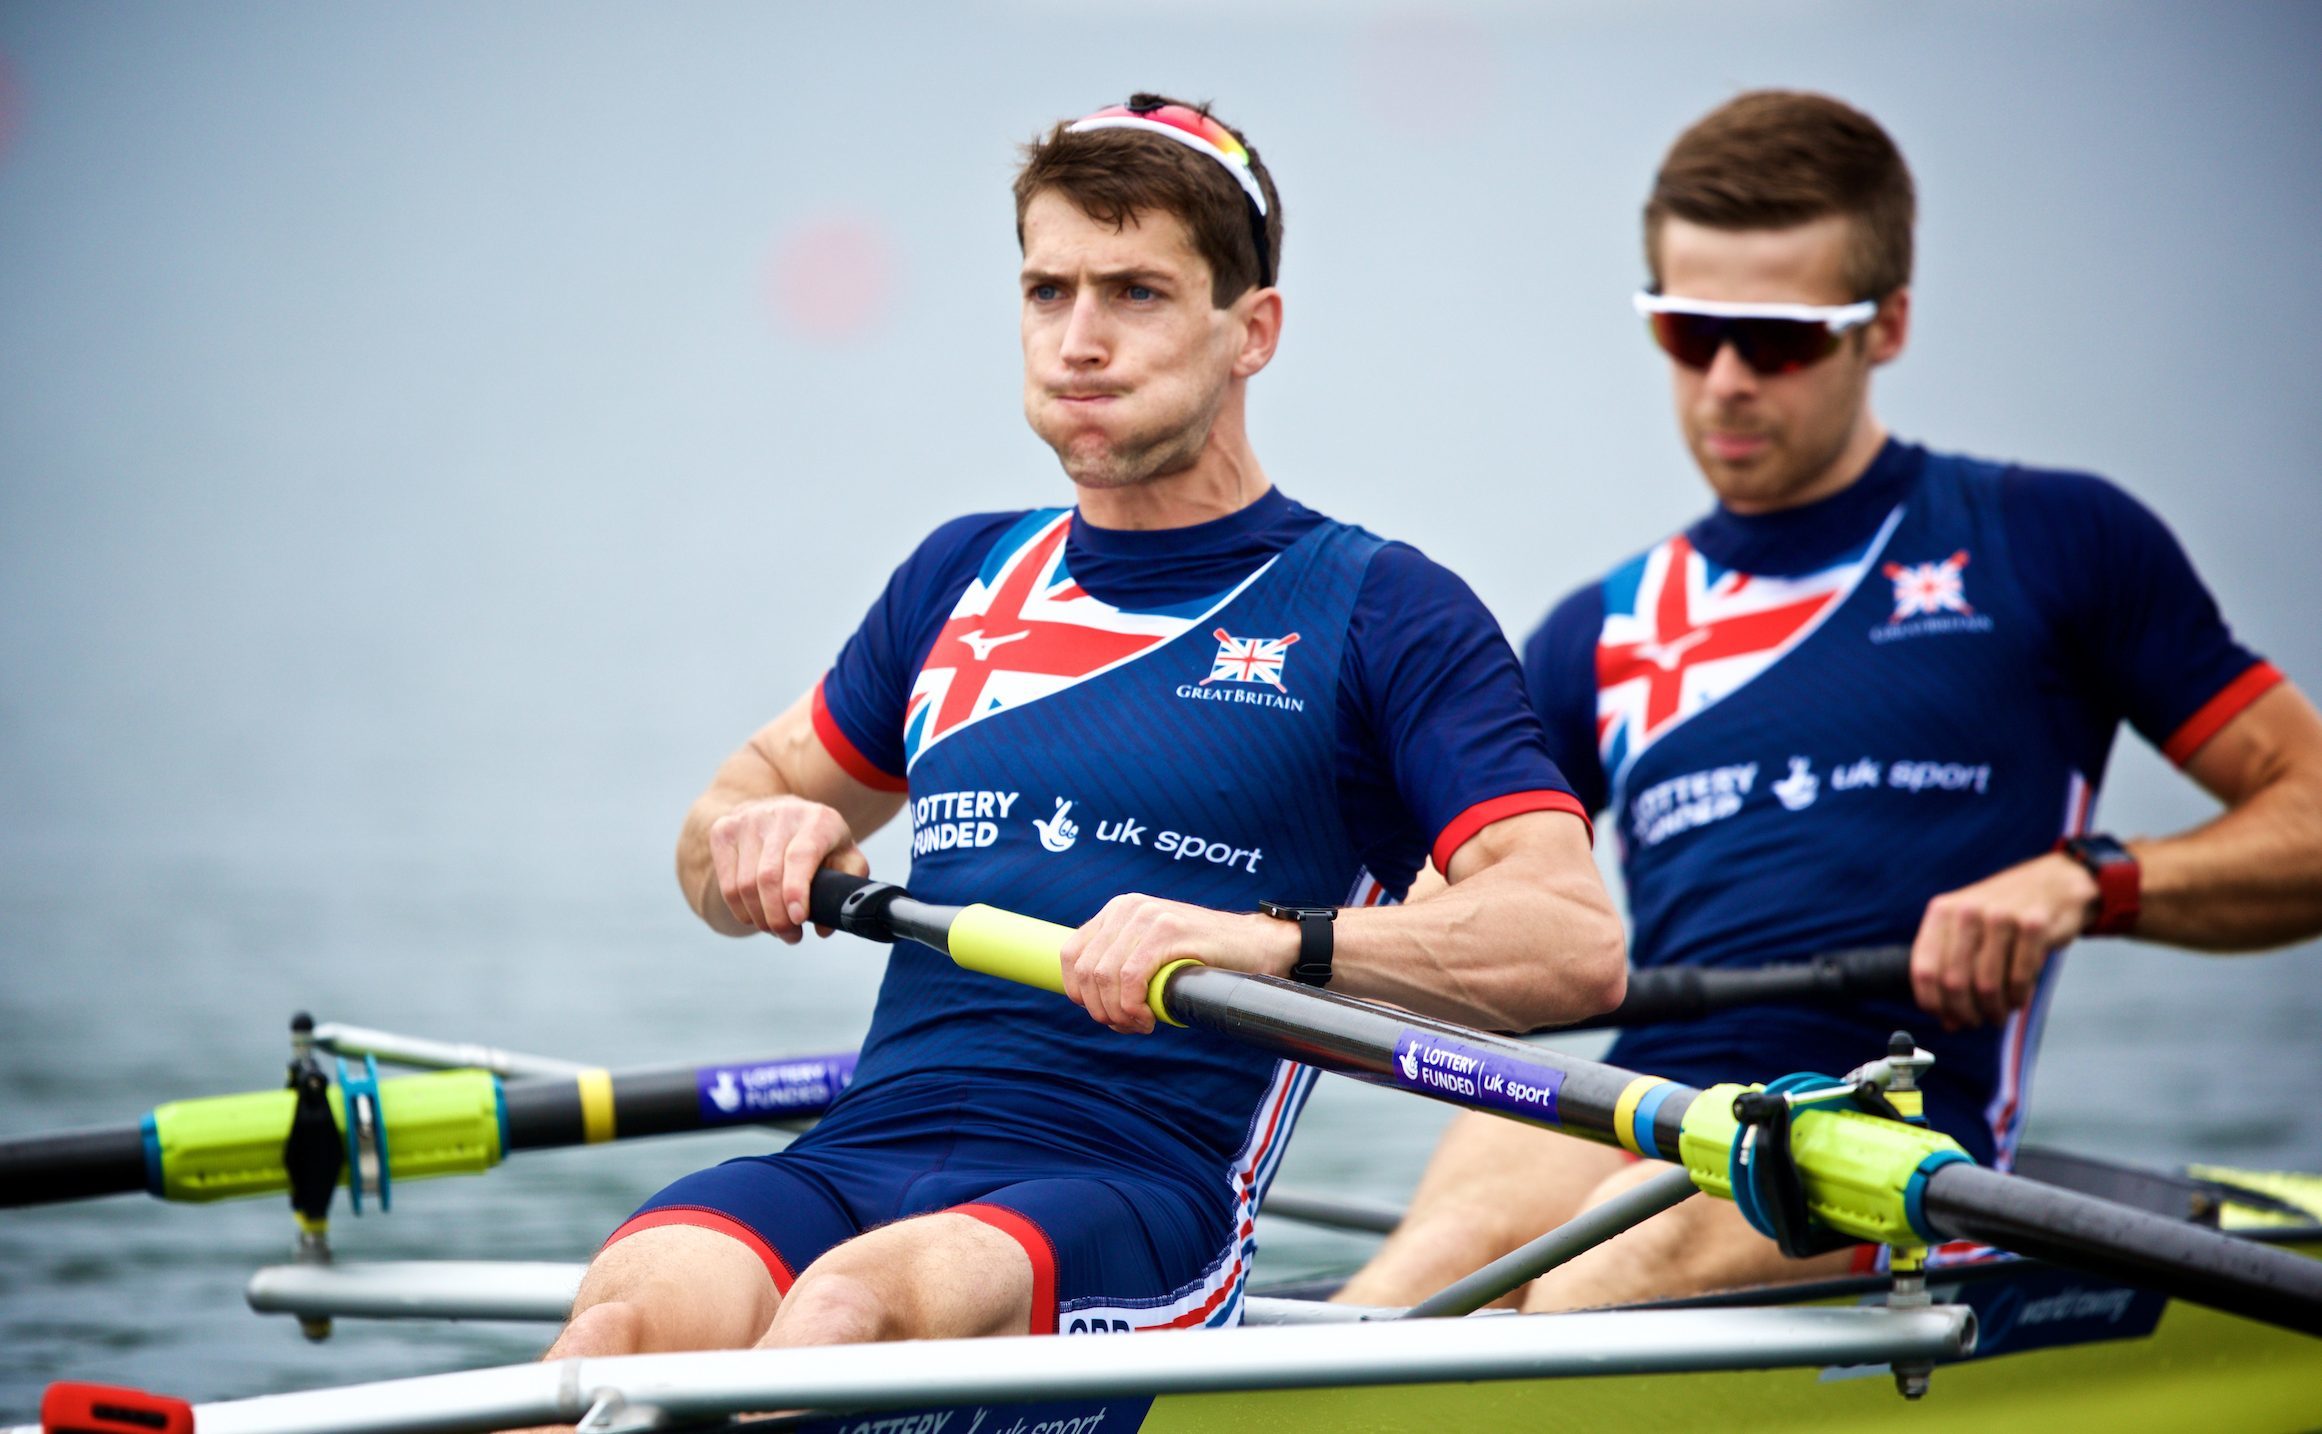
[1262,902,1334,920]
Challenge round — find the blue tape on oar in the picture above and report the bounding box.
[139,1113,163,1198]
[1904,1149,1974,1245]
[1631,1081,1680,1162]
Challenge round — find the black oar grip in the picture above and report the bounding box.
[808,870,905,943]
[1539,945,1915,1034]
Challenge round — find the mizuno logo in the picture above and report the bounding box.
[956,628,1030,661]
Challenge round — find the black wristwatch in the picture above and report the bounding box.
[1259,901,1337,987]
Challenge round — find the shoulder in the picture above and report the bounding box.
[1918,446,2160,532]
[1976,461,2192,576]
[1352,536,1481,606]
[882,509,1038,599]
[909,508,1043,567]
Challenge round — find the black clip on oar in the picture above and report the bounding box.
[282,1012,344,1342]
[817,874,908,944]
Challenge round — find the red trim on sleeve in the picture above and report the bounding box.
[811,676,908,792]
[952,1202,1059,1335]
[601,1207,796,1294]
[1431,790,1593,874]
[2161,661,2284,767]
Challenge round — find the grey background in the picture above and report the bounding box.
[1,0,2316,1406]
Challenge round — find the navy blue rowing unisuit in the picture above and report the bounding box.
[1525,440,2278,1168]
[619,488,1584,1331]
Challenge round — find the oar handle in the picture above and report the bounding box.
[1539,945,1915,1034]
[807,870,1193,1027]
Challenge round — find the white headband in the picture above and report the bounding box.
[1065,114,1270,217]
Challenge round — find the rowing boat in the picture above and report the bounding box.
[5,873,2319,1432]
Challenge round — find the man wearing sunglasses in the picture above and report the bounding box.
[1340,90,2322,1311]
[526,96,1622,1368]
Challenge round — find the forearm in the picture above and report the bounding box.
[676,692,904,936]
[2130,769,2322,949]
[1331,814,1626,1031]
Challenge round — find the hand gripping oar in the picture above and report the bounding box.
[806,871,2322,1340]
[1535,946,1914,1034]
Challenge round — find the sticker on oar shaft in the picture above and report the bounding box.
[1391,1031,1563,1124]
[697,1055,857,1123]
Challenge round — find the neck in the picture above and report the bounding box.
[1726,410,1890,516]
[1073,383,1271,530]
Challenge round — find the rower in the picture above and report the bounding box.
[532,93,1625,1363]
[1339,89,2322,1312]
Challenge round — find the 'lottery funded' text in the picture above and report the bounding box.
[1390,1031,1564,1125]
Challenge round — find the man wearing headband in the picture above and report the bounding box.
[535,95,1623,1361]
[1341,90,2322,1310]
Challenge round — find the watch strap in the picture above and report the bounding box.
[2058,834,2141,936]
[1260,901,1337,987]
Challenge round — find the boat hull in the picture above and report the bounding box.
[781,1236,2322,1434]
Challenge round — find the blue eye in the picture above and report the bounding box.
[1125,285,1157,302]
[1030,283,1062,302]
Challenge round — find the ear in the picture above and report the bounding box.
[1230,286,1284,379]
[1866,287,1911,367]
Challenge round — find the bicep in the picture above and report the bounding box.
[717,692,907,836]
[1443,807,1597,887]
[2180,681,2322,807]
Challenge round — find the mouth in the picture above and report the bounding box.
[1703,429,1772,462]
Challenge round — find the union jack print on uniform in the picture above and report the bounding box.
[1594,509,1903,783]
[1200,629,1300,692]
[903,510,1271,770]
[1883,550,1974,622]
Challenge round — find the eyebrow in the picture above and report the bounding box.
[1020,265,1180,288]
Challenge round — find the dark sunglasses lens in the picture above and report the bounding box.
[1730,317,1841,374]
[1645,312,1843,374]
[1646,311,1726,368]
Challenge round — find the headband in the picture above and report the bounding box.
[1065,101,1273,289]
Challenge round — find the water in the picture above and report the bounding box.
[4,0,2320,1415]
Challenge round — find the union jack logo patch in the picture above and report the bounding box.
[1883,550,1974,623]
[1201,629,1300,693]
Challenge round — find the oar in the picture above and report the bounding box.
[0,1049,856,1209]
[0,1034,1395,1238]
[1536,946,1914,1034]
[805,871,2322,1339]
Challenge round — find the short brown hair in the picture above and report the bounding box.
[1014,94,1282,308]
[1645,90,1915,300]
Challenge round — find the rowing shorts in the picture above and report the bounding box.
[606,1071,1254,1334]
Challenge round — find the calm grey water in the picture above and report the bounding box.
[4,0,2320,1415]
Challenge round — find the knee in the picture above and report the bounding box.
[765,1269,898,1347]
[551,1297,646,1358]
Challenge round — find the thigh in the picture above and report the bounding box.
[957,1173,1242,1334]
[609,1151,868,1298]
[767,1208,1037,1344]
[1335,1112,1632,1307]
[1523,1159,1857,1311]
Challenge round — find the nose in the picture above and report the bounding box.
[1059,288,1109,368]
[1702,340,1757,399]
